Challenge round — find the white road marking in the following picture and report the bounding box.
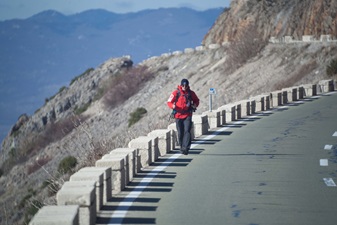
[324,145,333,150]
[320,159,328,166]
[333,131,337,137]
[102,109,299,224]
[105,120,248,224]
[323,178,337,187]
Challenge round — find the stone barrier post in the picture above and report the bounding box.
[78,167,112,204]
[56,185,96,225]
[95,156,125,195]
[218,108,226,125]
[254,95,265,112]
[128,136,152,171]
[318,79,334,93]
[270,91,282,107]
[168,123,177,150]
[282,89,289,104]
[69,168,105,211]
[29,205,79,225]
[218,104,235,122]
[148,129,171,157]
[109,148,137,184]
[265,94,271,110]
[149,136,159,162]
[250,99,256,114]
[302,84,317,97]
[298,86,305,99]
[192,114,208,137]
[239,100,250,117]
[235,103,242,119]
[202,110,220,129]
[292,87,298,101]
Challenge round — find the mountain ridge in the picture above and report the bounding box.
[1,1,337,224]
[0,7,223,142]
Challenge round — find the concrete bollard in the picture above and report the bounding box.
[148,129,171,157]
[235,103,242,119]
[250,100,256,114]
[270,91,282,107]
[282,89,289,104]
[76,167,111,205]
[29,205,79,225]
[202,110,220,129]
[168,123,177,150]
[218,108,226,125]
[318,79,334,93]
[56,185,96,225]
[192,114,208,137]
[69,168,105,212]
[95,156,125,195]
[292,87,298,101]
[128,136,153,171]
[302,84,317,97]
[109,148,137,185]
[149,136,159,162]
[218,104,235,122]
[298,86,305,99]
[265,94,271,110]
[238,100,250,117]
[254,95,265,112]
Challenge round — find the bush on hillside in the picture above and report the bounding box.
[326,58,337,77]
[58,156,77,174]
[24,199,43,224]
[103,65,155,109]
[128,107,147,127]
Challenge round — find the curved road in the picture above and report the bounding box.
[97,92,337,225]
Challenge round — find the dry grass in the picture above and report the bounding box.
[103,65,155,109]
[226,22,268,73]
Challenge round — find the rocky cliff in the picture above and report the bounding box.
[203,0,337,45]
[1,1,337,224]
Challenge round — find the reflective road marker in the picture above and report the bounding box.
[323,178,337,187]
[320,159,328,166]
[324,145,333,150]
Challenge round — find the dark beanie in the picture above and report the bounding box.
[181,79,189,86]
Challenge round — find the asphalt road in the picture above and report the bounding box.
[97,92,337,225]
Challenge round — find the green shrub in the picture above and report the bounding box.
[58,156,77,174]
[326,59,337,77]
[128,107,147,127]
[19,188,36,209]
[74,102,91,115]
[24,200,43,224]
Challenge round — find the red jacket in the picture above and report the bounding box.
[167,85,200,119]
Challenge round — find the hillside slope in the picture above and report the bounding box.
[1,1,337,224]
[1,40,336,225]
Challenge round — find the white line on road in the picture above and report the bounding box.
[101,110,289,224]
[320,159,328,166]
[104,120,248,225]
[333,131,337,137]
[323,178,337,187]
[324,145,333,150]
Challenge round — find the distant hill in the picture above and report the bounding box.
[0,7,223,142]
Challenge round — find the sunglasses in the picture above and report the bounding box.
[182,84,188,87]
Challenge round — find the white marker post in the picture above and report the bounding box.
[209,88,217,112]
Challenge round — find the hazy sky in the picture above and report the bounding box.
[0,0,231,21]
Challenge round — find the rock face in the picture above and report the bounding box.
[1,1,337,225]
[203,0,337,45]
